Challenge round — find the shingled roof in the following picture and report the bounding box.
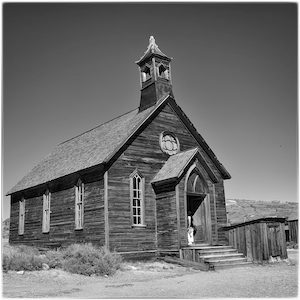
[7,101,160,195]
[152,148,199,184]
[8,95,230,195]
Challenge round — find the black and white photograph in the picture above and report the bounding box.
[2,2,298,298]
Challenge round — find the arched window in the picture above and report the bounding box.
[75,179,84,229]
[42,189,51,233]
[130,171,145,226]
[19,197,25,235]
[187,170,207,195]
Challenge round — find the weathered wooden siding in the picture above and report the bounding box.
[156,191,179,250]
[9,180,105,247]
[213,181,228,243]
[288,220,298,243]
[107,158,158,252]
[178,179,188,247]
[224,219,287,263]
[108,103,227,252]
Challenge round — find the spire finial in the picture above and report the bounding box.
[149,36,156,47]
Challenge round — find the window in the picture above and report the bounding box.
[75,179,84,229]
[19,198,25,235]
[42,190,51,233]
[130,171,145,226]
[159,132,180,155]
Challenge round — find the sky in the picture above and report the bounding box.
[2,3,298,219]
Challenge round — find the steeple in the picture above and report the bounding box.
[136,36,173,112]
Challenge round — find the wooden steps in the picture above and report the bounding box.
[181,244,252,270]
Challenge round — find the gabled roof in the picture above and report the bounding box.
[152,148,199,184]
[7,95,230,195]
[7,100,161,195]
[136,36,171,66]
[152,147,218,185]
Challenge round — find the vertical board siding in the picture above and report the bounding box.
[9,180,105,247]
[288,220,298,243]
[225,219,287,263]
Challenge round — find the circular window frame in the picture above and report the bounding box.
[159,131,180,155]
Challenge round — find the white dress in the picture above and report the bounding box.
[187,216,194,245]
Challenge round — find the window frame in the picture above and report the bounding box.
[130,170,145,227]
[18,197,25,235]
[42,189,51,233]
[75,179,84,230]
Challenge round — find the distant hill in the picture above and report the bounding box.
[2,218,10,239]
[226,199,298,225]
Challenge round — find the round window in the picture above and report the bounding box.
[160,132,180,155]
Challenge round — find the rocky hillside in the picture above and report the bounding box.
[226,199,298,225]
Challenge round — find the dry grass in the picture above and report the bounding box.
[2,243,122,276]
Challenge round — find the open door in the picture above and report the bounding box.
[186,169,211,244]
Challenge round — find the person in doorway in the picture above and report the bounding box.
[187,211,196,245]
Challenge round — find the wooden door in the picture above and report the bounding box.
[268,223,281,257]
[185,168,211,244]
[187,194,208,243]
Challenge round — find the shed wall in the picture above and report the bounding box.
[288,220,298,243]
[226,220,287,262]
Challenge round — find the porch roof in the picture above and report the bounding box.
[152,147,218,186]
[152,148,198,184]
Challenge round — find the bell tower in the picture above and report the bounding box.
[136,36,173,112]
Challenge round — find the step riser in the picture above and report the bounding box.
[190,247,234,251]
[208,258,247,265]
[201,255,244,261]
[214,262,253,270]
[199,250,238,255]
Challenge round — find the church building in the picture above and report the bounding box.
[7,37,231,257]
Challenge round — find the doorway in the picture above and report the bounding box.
[185,167,211,244]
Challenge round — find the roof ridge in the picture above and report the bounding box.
[59,107,138,145]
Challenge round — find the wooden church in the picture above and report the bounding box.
[7,37,231,257]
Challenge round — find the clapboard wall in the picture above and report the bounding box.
[107,103,228,252]
[9,179,105,247]
[222,218,287,263]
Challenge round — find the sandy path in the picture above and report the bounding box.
[3,250,298,298]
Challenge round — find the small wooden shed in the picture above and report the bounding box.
[221,217,287,263]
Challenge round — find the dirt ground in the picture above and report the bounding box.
[2,249,298,298]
